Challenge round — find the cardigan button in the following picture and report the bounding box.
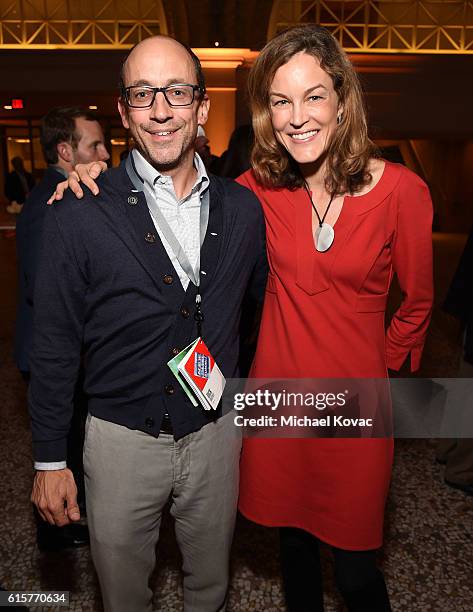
[180,306,190,318]
[163,274,174,285]
[171,347,180,356]
[164,384,175,395]
[145,417,154,428]
[145,232,156,243]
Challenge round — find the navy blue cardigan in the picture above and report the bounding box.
[29,162,267,462]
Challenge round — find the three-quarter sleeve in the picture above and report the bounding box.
[385,170,434,371]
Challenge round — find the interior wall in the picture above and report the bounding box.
[409,140,473,232]
[205,89,236,157]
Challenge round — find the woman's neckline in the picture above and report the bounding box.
[345,159,387,201]
[308,159,388,243]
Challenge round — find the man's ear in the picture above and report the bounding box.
[197,94,210,127]
[118,98,130,129]
[57,142,73,164]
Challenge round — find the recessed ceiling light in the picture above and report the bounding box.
[89,105,98,110]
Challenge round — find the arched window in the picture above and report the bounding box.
[268,1,473,54]
[0,0,168,48]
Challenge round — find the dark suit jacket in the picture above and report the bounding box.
[15,167,65,372]
[29,161,267,462]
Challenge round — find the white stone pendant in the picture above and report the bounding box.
[314,223,335,252]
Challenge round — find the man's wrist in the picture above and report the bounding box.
[34,461,67,471]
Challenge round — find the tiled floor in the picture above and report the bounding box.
[0,228,472,611]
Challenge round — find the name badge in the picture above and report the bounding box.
[167,337,225,410]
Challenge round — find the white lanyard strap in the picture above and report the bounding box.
[125,153,210,289]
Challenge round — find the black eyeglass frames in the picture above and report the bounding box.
[124,84,203,108]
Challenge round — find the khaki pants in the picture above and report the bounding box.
[84,413,241,612]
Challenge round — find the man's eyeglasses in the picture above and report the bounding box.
[124,84,203,108]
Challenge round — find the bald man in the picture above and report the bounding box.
[29,36,266,611]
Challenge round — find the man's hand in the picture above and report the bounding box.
[31,468,81,527]
[47,161,107,204]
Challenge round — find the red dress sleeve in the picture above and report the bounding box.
[385,168,434,372]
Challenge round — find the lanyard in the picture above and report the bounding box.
[125,153,210,336]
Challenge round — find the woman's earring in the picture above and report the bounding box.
[337,113,343,125]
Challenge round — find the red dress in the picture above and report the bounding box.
[236,161,433,550]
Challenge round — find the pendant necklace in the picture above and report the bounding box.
[303,180,335,253]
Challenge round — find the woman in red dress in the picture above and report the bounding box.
[237,25,433,611]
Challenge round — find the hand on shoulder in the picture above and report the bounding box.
[47,161,107,205]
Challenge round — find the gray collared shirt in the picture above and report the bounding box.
[132,149,210,290]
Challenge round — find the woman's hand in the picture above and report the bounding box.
[47,161,108,204]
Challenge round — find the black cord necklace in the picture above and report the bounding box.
[303,180,335,252]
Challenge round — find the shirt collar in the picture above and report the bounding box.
[131,149,209,201]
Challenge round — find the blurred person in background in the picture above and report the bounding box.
[216,124,254,178]
[5,156,35,214]
[437,223,473,496]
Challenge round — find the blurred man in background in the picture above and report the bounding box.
[5,156,35,214]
